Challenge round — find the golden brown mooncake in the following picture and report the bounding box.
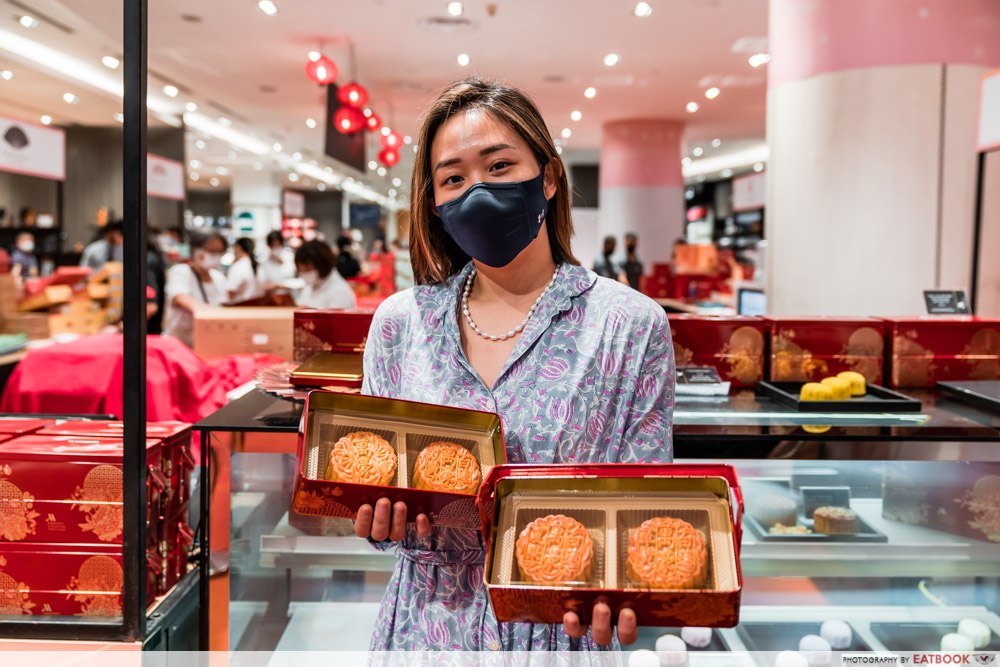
[813,506,859,534]
[411,441,481,495]
[627,517,708,590]
[325,431,396,485]
[515,514,594,585]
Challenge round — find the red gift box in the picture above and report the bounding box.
[0,419,55,435]
[880,316,1000,388]
[292,391,506,529]
[477,463,743,627]
[766,316,886,384]
[0,436,168,545]
[293,309,375,363]
[0,542,158,615]
[668,315,766,388]
[155,505,193,595]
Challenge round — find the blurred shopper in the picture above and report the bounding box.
[620,232,644,290]
[369,237,386,261]
[163,232,228,348]
[227,237,264,303]
[10,232,38,279]
[146,234,167,335]
[80,220,124,271]
[391,239,414,291]
[336,236,362,278]
[592,234,618,279]
[295,240,356,309]
[259,231,294,290]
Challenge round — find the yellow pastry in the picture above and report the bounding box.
[820,377,852,400]
[836,371,867,396]
[800,382,834,401]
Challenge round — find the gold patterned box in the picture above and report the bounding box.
[293,309,375,363]
[478,464,743,627]
[881,316,1000,388]
[668,315,766,388]
[767,317,886,384]
[293,391,506,529]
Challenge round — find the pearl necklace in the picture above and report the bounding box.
[462,267,558,342]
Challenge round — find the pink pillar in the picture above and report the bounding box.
[767,0,1000,315]
[598,120,685,266]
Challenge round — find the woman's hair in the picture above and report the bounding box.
[235,237,258,274]
[266,231,284,248]
[409,78,578,284]
[189,231,227,252]
[295,240,337,279]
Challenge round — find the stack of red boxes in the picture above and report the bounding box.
[292,309,375,363]
[0,420,193,616]
[668,315,766,388]
[881,316,1000,387]
[766,316,887,384]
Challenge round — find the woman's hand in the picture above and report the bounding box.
[563,603,638,647]
[354,498,432,541]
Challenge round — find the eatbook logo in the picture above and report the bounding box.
[975,655,995,666]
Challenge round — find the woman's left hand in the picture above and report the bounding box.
[563,603,638,646]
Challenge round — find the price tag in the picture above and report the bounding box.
[800,486,852,520]
[923,290,970,315]
[677,366,722,384]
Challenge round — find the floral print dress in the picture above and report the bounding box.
[362,262,675,651]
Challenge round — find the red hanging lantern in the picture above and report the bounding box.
[365,111,382,132]
[337,82,369,108]
[305,55,339,86]
[380,130,403,149]
[334,106,364,134]
[378,147,400,168]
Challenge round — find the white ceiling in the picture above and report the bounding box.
[0,0,769,194]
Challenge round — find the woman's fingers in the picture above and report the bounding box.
[562,611,585,639]
[617,608,638,645]
[414,513,432,538]
[370,497,393,541]
[390,502,409,542]
[354,503,374,539]
[590,602,613,646]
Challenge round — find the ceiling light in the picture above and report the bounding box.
[693,146,704,157]
[185,102,198,112]
[254,162,263,171]
[381,127,391,137]
[257,1,278,17]
[403,135,412,145]
[39,115,52,125]
[288,173,300,182]
[413,145,419,153]
[306,117,317,129]
[114,113,124,123]
[392,177,402,187]
[633,2,653,18]
[163,84,179,97]
[195,139,207,150]
[377,167,388,177]
[721,168,733,178]
[570,110,582,122]
[292,151,302,161]
[216,167,229,176]
[704,87,720,100]
[603,53,620,67]
[561,128,572,139]
[556,145,563,155]
[63,92,78,104]
[748,53,771,68]
[584,86,597,99]
[457,53,471,67]
[227,150,238,160]
[389,188,397,197]
[317,183,327,192]
[191,173,200,181]
[190,160,202,169]
[682,157,691,166]
[368,161,378,171]
[754,162,764,172]
[102,56,120,70]
[447,1,464,17]
[711,138,721,148]
[210,177,220,187]
[686,101,699,113]
[307,50,321,62]
[0,70,12,81]
[272,143,282,152]
[219,117,232,127]
[18,15,39,29]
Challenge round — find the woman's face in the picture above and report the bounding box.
[430,108,557,208]
[296,262,314,276]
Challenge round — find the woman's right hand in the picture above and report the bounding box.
[354,498,432,541]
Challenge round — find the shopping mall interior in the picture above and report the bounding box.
[0,0,999,657]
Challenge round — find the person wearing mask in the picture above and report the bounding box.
[163,232,228,348]
[620,232,644,290]
[335,236,362,278]
[146,234,167,335]
[10,232,38,279]
[592,234,619,279]
[80,220,124,271]
[259,231,293,290]
[295,240,357,309]
[227,237,264,303]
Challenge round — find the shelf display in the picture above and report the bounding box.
[882,316,1000,388]
[668,315,766,388]
[767,317,886,384]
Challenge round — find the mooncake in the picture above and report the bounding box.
[627,517,708,589]
[515,514,594,585]
[412,441,481,495]
[325,431,396,485]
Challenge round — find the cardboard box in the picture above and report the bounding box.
[881,316,1000,388]
[669,315,766,388]
[49,310,107,336]
[3,313,50,340]
[293,309,375,362]
[193,306,295,360]
[767,317,886,384]
[478,463,743,627]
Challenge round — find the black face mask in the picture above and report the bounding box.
[436,171,550,268]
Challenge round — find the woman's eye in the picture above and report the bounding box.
[490,161,511,172]
[443,174,463,186]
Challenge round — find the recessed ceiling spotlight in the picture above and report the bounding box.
[288,173,300,182]
[254,162,263,171]
[447,1,464,17]
[190,172,200,181]
[377,167,387,177]
[190,159,202,169]
[114,113,124,123]
[721,168,733,178]
[754,162,764,172]
[40,115,52,125]
[561,128,572,139]
[603,53,620,67]
[185,102,198,112]
[748,53,771,68]
[389,188,397,197]
[368,160,378,171]
[305,117,317,129]
[219,117,232,127]
[102,56,120,70]
[18,15,39,29]
[692,146,704,157]
[163,84,179,97]
[457,53,471,67]
[210,177,221,187]
[413,145,419,153]
[381,127,391,137]
[556,145,564,155]
[633,2,653,18]
[686,101,699,113]
[63,92,79,104]
[216,166,229,176]
[0,70,12,81]
[318,183,327,192]
[227,150,238,160]
[307,50,321,62]
[682,157,691,166]
[392,177,402,187]
[257,1,278,16]
[292,152,302,161]
[704,87,720,100]
[570,110,582,122]
[584,86,597,99]
[272,142,282,152]
[403,135,413,145]
[711,138,721,148]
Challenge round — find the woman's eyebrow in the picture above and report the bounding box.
[433,144,516,172]
[480,143,516,156]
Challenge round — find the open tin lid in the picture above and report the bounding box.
[290,352,364,387]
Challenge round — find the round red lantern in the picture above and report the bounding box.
[334,106,364,134]
[337,82,369,108]
[378,147,400,168]
[380,130,403,149]
[305,55,338,86]
[365,112,382,132]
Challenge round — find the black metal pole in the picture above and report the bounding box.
[970,151,986,314]
[122,0,148,642]
[199,430,210,649]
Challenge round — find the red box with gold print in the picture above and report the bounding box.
[766,316,886,384]
[0,542,158,615]
[881,316,1000,388]
[668,315,766,388]
[477,464,743,627]
[293,308,376,363]
[0,436,168,547]
[0,419,55,435]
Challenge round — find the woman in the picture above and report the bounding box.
[259,231,293,290]
[227,237,263,303]
[163,231,228,347]
[10,232,38,279]
[146,233,167,335]
[354,79,674,651]
[295,240,357,309]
